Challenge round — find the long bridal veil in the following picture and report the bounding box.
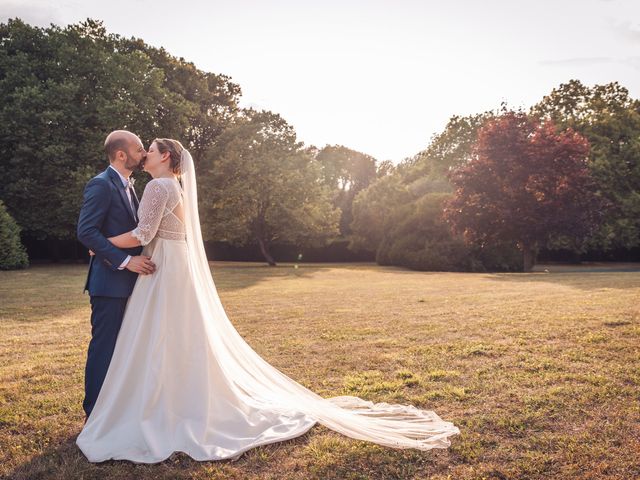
[179,149,460,450]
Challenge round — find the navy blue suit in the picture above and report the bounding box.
[77,166,143,417]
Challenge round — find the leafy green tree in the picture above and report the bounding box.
[375,193,475,271]
[349,173,412,253]
[315,145,377,236]
[0,20,176,241]
[406,112,495,184]
[118,37,241,168]
[0,200,28,270]
[199,109,341,265]
[375,159,395,178]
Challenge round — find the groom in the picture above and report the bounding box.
[77,130,156,422]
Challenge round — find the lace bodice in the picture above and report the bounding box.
[132,177,186,245]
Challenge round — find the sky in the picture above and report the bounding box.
[1,0,639,163]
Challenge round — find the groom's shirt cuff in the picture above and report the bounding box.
[118,255,131,270]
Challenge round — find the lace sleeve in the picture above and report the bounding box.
[132,179,170,246]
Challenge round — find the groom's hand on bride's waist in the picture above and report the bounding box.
[125,255,156,275]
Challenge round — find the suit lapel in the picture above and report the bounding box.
[107,167,137,223]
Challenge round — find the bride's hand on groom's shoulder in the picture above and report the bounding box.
[125,255,156,275]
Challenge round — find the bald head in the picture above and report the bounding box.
[104,130,140,162]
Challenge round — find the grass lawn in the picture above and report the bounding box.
[0,262,639,479]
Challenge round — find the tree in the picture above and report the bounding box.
[376,159,395,178]
[351,182,522,272]
[349,173,412,253]
[406,112,495,184]
[443,111,604,272]
[375,193,476,271]
[531,80,640,250]
[0,20,175,242]
[199,109,341,265]
[0,18,239,252]
[0,200,28,269]
[314,145,377,236]
[118,38,241,168]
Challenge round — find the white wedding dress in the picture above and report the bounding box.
[76,150,460,463]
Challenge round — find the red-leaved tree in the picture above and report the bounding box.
[443,110,604,272]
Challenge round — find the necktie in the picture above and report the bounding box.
[124,180,137,221]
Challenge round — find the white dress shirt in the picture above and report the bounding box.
[108,165,135,270]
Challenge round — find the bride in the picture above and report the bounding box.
[76,138,461,463]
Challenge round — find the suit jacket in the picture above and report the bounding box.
[77,167,143,297]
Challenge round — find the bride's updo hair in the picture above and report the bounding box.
[154,138,185,175]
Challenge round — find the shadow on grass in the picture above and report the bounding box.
[4,427,324,480]
[3,433,126,480]
[211,264,331,292]
[209,262,414,292]
[485,270,640,291]
[4,432,247,480]
[5,424,463,480]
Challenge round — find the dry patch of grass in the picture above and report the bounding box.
[1,262,639,479]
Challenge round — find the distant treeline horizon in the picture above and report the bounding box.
[0,18,638,271]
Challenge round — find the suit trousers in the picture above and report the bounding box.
[83,296,129,417]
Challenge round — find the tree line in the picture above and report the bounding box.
[353,84,639,272]
[0,19,638,271]
[0,19,380,267]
